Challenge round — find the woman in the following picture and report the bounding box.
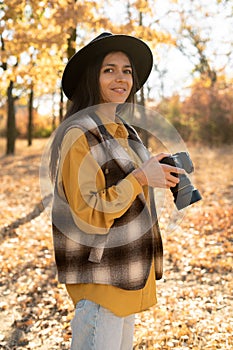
[50,32,183,350]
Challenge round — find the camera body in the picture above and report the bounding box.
[159,152,202,210]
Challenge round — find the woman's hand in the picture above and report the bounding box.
[132,153,185,188]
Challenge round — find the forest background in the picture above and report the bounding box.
[0,0,232,152]
[0,0,232,349]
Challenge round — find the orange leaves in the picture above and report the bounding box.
[0,139,74,348]
[134,0,150,11]
[0,140,233,349]
[134,144,233,349]
[180,205,233,274]
[166,206,233,275]
[1,0,101,94]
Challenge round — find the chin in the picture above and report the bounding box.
[112,97,128,104]
[102,100,126,105]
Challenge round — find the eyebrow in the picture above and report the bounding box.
[102,63,132,68]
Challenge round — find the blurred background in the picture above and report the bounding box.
[0,1,232,349]
[0,0,232,154]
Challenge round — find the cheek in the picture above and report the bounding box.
[99,77,108,92]
[99,80,109,102]
[99,83,107,99]
[128,76,133,90]
[99,81,104,100]
[128,79,133,95]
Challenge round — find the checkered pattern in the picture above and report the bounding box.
[52,113,163,290]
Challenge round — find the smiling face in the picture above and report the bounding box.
[99,51,133,104]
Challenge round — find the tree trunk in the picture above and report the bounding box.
[59,85,64,123]
[137,86,149,147]
[67,27,77,59]
[137,9,149,147]
[27,85,34,146]
[66,27,77,112]
[6,80,16,155]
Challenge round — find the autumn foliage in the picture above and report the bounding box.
[156,78,233,145]
[0,139,232,349]
[1,0,232,153]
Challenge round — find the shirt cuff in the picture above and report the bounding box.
[124,173,143,198]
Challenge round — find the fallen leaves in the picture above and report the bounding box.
[133,145,233,350]
[0,140,232,349]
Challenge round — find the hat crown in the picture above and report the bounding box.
[90,32,113,44]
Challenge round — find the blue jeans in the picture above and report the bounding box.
[70,299,135,350]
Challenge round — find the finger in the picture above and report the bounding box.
[162,164,185,174]
[172,167,186,175]
[155,153,171,162]
[167,173,180,184]
[166,180,177,188]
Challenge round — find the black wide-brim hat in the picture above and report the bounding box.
[62,32,153,100]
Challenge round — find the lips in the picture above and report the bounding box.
[111,88,126,93]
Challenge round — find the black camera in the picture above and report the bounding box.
[159,151,202,210]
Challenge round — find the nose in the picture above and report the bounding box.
[115,71,126,82]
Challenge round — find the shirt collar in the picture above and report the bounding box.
[95,112,128,139]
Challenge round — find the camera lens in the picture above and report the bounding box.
[159,152,202,210]
[174,180,202,210]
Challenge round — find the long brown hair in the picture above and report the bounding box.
[49,51,140,182]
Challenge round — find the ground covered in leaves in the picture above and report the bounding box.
[0,138,232,349]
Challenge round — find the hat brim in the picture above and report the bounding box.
[62,34,153,100]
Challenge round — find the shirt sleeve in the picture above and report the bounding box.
[60,128,143,234]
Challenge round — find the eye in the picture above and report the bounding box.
[124,68,132,74]
[103,68,114,73]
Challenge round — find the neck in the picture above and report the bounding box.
[96,103,118,121]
